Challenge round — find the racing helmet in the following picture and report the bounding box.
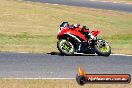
[60,22,69,28]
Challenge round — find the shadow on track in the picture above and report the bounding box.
[47,52,97,56]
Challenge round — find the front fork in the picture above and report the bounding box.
[88,37,98,46]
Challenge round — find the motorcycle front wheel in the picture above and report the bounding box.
[57,39,75,56]
[95,39,111,56]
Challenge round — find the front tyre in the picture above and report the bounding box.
[57,39,75,56]
[95,39,111,56]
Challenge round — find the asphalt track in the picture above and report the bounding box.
[25,0,132,12]
[0,52,132,78]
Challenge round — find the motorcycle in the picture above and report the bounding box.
[57,22,111,56]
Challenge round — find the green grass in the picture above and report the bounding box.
[0,33,56,53]
[0,79,131,88]
[0,0,132,54]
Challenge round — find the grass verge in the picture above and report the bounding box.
[0,79,131,88]
[0,0,132,54]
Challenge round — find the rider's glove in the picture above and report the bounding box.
[88,33,96,40]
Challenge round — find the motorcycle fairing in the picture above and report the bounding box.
[57,27,88,43]
[69,30,88,42]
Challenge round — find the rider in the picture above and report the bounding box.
[70,24,96,40]
[60,22,96,40]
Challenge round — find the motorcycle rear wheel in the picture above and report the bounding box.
[95,39,111,56]
[57,39,75,56]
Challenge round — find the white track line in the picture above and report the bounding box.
[111,54,132,57]
[45,3,59,5]
[0,78,75,80]
[89,0,132,4]
[13,52,132,57]
[18,52,31,54]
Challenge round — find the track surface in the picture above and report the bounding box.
[26,0,132,12]
[0,52,131,78]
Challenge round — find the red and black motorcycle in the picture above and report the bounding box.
[57,22,111,56]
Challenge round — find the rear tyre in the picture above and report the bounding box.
[95,39,111,56]
[57,39,75,56]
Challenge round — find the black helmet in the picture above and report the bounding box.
[60,22,69,27]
